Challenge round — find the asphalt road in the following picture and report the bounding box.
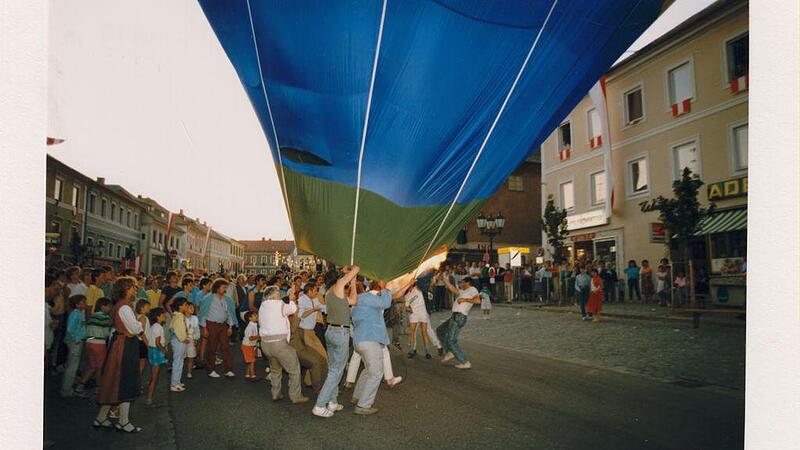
[45,317,744,450]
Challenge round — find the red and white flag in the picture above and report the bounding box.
[588,76,614,218]
[134,255,143,274]
[46,137,65,145]
[165,212,175,241]
[558,147,571,161]
[729,74,748,94]
[589,135,602,150]
[671,98,691,117]
[202,226,212,258]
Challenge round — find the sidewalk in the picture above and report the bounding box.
[494,300,746,327]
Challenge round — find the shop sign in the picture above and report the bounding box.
[566,209,607,231]
[650,222,666,243]
[571,233,596,242]
[707,176,747,201]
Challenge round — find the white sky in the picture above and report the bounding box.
[47,0,716,241]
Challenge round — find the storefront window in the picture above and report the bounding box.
[595,239,617,266]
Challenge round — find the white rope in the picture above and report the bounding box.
[350,0,388,265]
[415,0,559,269]
[246,0,294,231]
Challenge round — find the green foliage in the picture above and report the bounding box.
[541,194,569,263]
[639,167,714,262]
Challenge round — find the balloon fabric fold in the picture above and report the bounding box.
[198,0,668,280]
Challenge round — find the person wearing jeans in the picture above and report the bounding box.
[349,280,393,415]
[61,295,87,397]
[313,266,360,418]
[170,299,191,390]
[437,273,481,369]
[574,266,592,320]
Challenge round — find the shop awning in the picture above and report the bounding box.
[694,208,747,236]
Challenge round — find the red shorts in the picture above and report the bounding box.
[241,344,256,364]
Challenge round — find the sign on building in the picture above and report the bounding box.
[566,209,607,231]
[707,176,747,201]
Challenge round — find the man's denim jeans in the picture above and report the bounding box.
[315,326,350,408]
[436,313,468,363]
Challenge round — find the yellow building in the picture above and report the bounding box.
[541,0,747,305]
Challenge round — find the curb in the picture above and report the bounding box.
[493,302,745,328]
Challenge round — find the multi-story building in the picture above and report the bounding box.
[133,195,185,275]
[230,239,245,273]
[208,230,232,274]
[450,152,543,265]
[541,0,747,304]
[241,238,296,275]
[83,179,143,270]
[45,155,91,264]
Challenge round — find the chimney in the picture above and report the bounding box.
[203,221,207,226]
[96,177,105,185]
[179,209,184,215]
[261,237,265,241]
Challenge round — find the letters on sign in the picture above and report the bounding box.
[707,176,747,201]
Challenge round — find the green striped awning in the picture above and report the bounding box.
[694,208,747,236]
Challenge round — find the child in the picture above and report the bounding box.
[479,285,492,320]
[588,269,604,322]
[75,297,113,395]
[241,311,259,381]
[674,272,688,307]
[170,299,191,391]
[135,299,151,383]
[61,295,87,398]
[145,307,168,407]
[185,303,200,379]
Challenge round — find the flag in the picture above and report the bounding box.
[202,226,212,258]
[729,74,748,94]
[671,98,691,117]
[558,147,571,161]
[46,137,65,145]
[589,76,614,217]
[165,212,175,241]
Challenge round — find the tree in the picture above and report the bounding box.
[639,167,714,303]
[541,194,569,264]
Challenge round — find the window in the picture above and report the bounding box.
[89,193,96,213]
[557,122,571,151]
[126,210,131,227]
[559,181,575,211]
[508,175,524,192]
[170,236,175,248]
[87,237,93,249]
[111,203,116,220]
[590,171,607,206]
[108,242,114,256]
[587,108,602,140]
[117,245,122,258]
[101,198,107,217]
[628,157,649,195]
[133,214,138,229]
[119,207,124,224]
[624,86,644,124]
[71,185,80,208]
[732,123,748,171]
[671,140,700,179]
[251,256,256,265]
[261,255,267,265]
[49,220,61,233]
[98,241,105,257]
[725,33,748,81]
[53,178,63,201]
[667,61,694,105]
[152,230,157,243]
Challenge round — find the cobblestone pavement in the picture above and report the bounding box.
[430,306,745,393]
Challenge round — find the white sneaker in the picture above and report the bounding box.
[386,376,403,387]
[187,372,193,379]
[455,361,472,369]
[208,371,221,378]
[312,406,334,418]
[327,402,344,412]
[441,352,455,363]
[170,384,185,392]
[178,383,186,388]
[224,371,235,378]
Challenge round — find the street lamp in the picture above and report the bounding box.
[476,211,505,262]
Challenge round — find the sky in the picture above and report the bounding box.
[47,0,717,241]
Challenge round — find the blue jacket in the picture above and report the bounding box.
[65,309,86,344]
[197,294,237,327]
[351,290,391,346]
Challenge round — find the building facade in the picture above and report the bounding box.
[230,239,245,273]
[450,153,543,265]
[84,180,143,270]
[134,196,186,275]
[45,156,90,264]
[208,230,232,274]
[541,0,748,304]
[242,239,296,275]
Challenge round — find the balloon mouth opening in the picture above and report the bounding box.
[281,147,331,166]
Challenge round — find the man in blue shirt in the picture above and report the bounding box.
[350,280,392,415]
[198,279,237,378]
[574,266,592,320]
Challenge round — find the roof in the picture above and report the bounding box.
[240,239,296,254]
[611,0,745,74]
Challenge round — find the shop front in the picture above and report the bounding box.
[563,209,622,269]
[695,207,747,307]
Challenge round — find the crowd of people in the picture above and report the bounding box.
[44,261,486,431]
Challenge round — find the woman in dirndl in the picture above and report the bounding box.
[93,276,145,432]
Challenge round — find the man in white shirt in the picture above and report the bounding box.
[436,273,480,369]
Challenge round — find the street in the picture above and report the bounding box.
[44,307,744,450]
